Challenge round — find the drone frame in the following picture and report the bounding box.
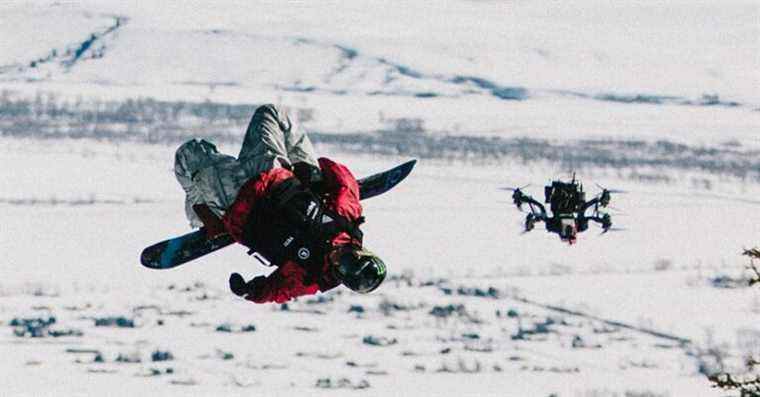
[512,186,613,234]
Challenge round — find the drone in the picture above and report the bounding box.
[504,174,623,244]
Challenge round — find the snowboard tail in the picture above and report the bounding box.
[141,230,234,270]
[355,158,416,200]
[140,159,416,270]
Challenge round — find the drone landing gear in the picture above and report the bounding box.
[525,214,536,232]
[592,213,613,234]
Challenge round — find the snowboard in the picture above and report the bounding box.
[140,159,416,270]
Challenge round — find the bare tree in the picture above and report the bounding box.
[708,247,760,396]
[744,248,760,286]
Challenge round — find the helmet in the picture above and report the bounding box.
[330,246,386,293]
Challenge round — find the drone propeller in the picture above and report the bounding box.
[501,184,532,211]
[593,204,625,215]
[595,183,628,194]
[593,184,626,207]
[605,207,627,216]
[511,219,532,235]
[600,226,627,235]
[499,184,531,192]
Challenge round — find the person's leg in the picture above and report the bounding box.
[175,139,220,190]
[281,108,318,167]
[174,139,222,228]
[238,104,317,169]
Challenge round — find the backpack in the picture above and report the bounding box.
[241,177,363,269]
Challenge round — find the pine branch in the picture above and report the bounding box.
[708,249,760,396]
[744,248,760,260]
[744,248,760,286]
[709,372,760,392]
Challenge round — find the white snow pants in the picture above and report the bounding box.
[174,104,318,228]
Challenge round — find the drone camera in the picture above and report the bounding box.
[525,214,535,231]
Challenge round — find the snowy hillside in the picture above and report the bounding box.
[2,1,760,396]
[1,0,758,143]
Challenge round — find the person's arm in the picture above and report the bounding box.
[222,167,294,243]
[239,262,321,304]
[318,158,362,220]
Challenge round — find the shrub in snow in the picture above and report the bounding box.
[495,308,520,318]
[463,342,493,353]
[707,248,760,395]
[436,358,482,374]
[216,350,234,360]
[709,274,750,289]
[151,350,174,362]
[386,271,416,287]
[9,316,75,338]
[378,299,421,315]
[215,323,256,333]
[439,285,499,298]
[362,335,398,346]
[115,352,141,363]
[305,295,333,305]
[653,258,674,271]
[94,316,134,328]
[429,304,482,324]
[429,304,464,319]
[315,378,370,390]
[293,326,318,332]
[142,367,174,377]
[47,328,83,337]
[379,117,425,135]
[512,318,556,341]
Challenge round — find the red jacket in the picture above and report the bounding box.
[222,158,362,303]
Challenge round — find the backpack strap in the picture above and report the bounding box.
[270,176,364,243]
[319,212,364,243]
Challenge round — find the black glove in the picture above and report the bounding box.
[229,273,250,296]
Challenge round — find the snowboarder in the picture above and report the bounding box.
[173,104,386,303]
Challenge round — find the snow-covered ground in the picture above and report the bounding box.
[1,1,759,396]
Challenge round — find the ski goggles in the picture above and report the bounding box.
[331,246,386,294]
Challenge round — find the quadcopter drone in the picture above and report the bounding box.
[504,174,623,244]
